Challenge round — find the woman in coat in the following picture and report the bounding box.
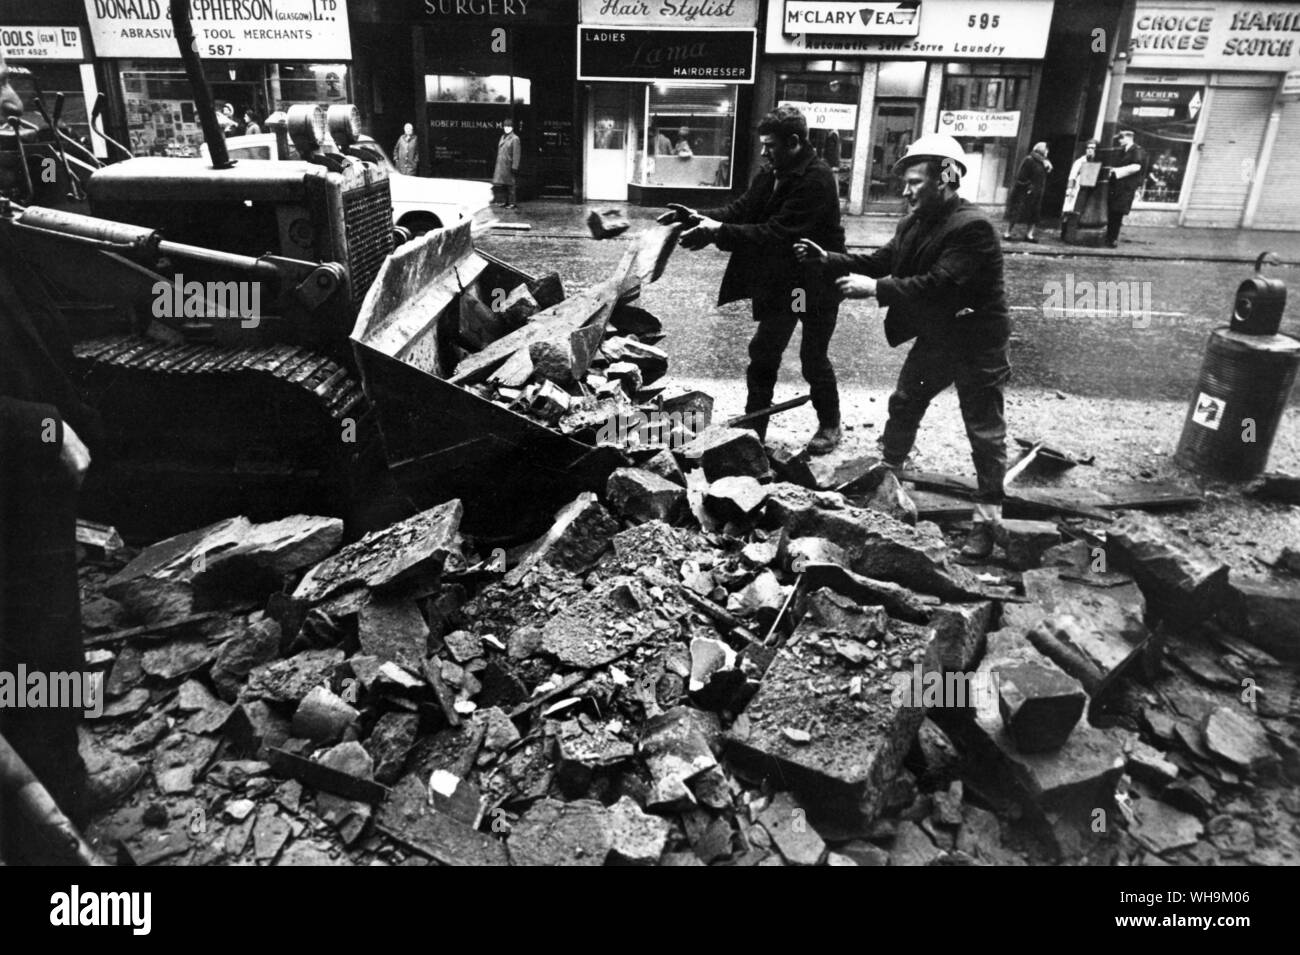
[493,120,521,208]
[1004,141,1051,242]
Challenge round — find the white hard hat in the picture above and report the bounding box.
[893,132,968,177]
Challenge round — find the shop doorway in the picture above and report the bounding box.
[867,100,922,207]
[586,84,630,201]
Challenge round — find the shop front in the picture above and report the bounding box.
[1,22,99,155]
[1110,0,1300,229]
[761,0,1055,215]
[577,0,758,205]
[415,1,578,197]
[81,0,353,158]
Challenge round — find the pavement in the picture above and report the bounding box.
[489,200,1300,266]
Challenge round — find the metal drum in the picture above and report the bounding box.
[1175,327,1300,480]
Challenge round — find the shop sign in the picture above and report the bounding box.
[937,108,1019,136]
[580,0,758,28]
[82,0,352,60]
[577,26,756,82]
[778,99,858,129]
[1,25,85,60]
[415,0,553,18]
[765,0,1053,58]
[1129,2,1300,71]
[1121,84,1203,119]
[1283,69,1300,97]
[781,1,920,37]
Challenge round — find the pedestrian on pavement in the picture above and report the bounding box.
[794,133,1011,558]
[0,91,106,852]
[1105,129,1145,248]
[1063,138,1099,216]
[659,105,846,455]
[493,119,521,209]
[394,122,419,175]
[1004,141,1052,242]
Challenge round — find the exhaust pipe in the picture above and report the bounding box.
[170,0,234,169]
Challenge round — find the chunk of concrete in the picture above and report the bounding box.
[291,685,360,744]
[1202,707,1274,773]
[998,519,1061,571]
[995,661,1087,753]
[757,791,826,866]
[1229,577,1300,662]
[505,492,619,586]
[680,427,770,482]
[704,476,769,523]
[608,796,671,865]
[508,798,612,866]
[1105,512,1230,625]
[358,597,429,673]
[606,468,687,524]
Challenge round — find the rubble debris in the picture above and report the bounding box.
[639,707,721,811]
[291,686,360,744]
[704,476,768,523]
[266,743,387,805]
[508,798,614,866]
[505,492,619,586]
[601,336,668,387]
[997,519,1061,571]
[293,501,463,604]
[1126,740,1179,788]
[680,427,771,482]
[606,468,688,524]
[1127,798,1204,856]
[858,468,918,525]
[890,820,945,866]
[243,648,345,706]
[541,577,661,668]
[375,775,507,865]
[358,597,429,673]
[995,661,1087,753]
[608,796,672,865]
[929,601,996,673]
[1202,707,1274,772]
[106,517,253,622]
[1105,512,1230,624]
[77,519,125,559]
[211,617,282,702]
[1229,577,1300,661]
[141,637,215,682]
[764,483,981,600]
[727,570,790,631]
[642,449,686,488]
[796,561,935,624]
[758,791,826,866]
[191,514,344,602]
[1249,470,1300,505]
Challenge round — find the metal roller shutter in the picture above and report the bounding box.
[1252,99,1300,231]
[1182,86,1274,228]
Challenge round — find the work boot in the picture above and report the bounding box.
[960,522,997,561]
[807,423,842,456]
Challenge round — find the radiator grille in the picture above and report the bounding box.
[343,178,395,304]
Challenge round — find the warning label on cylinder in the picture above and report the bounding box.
[1192,392,1226,430]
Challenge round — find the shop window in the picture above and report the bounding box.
[941,67,1032,204]
[424,75,529,106]
[642,83,736,190]
[274,63,351,110]
[777,73,860,201]
[6,64,92,150]
[1118,83,1201,206]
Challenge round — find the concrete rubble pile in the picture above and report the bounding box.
[71,434,1300,866]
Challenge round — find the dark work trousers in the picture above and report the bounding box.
[747,295,841,430]
[1106,210,1126,243]
[1,473,88,849]
[880,335,1011,504]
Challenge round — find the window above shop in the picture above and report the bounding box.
[877,61,926,98]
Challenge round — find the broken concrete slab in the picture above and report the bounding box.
[505,492,620,586]
[782,536,848,573]
[141,638,216,682]
[606,468,688,525]
[704,476,768,523]
[541,577,657,669]
[797,561,935,624]
[210,617,282,702]
[376,775,507,866]
[292,500,463,604]
[478,706,522,752]
[680,427,770,482]
[642,448,686,488]
[1126,739,1179,788]
[226,700,292,756]
[758,791,826,866]
[364,712,419,784]
[1105,512,1230,625]
[192,514,343,602]
[290,685,360,744]
[602,336,668,386]
[1229,577,1300,662]
[608,796,671,865]
[1024,614,1145,712]
[357,597,429,674]
[725,618,938,822]
[242,648,346,706]
[929,601,997,674]
[858,468,918,526]
[1127,798,1204,856]
[1202,707,1274,773]
[764,483,981,600]
[639,706,720,811]
[801,588,890,643]
[890,820,944,866]
[996,661,1087,753]
[508,798,613,866]
[998,519,1061,571]
[726,570,790,631]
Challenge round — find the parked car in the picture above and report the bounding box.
[205,133,494,236]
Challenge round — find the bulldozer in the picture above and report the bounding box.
[2,1,668,544]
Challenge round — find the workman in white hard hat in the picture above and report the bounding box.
[794,132,1011,560]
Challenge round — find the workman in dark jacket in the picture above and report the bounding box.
[659,106,846,454]
[795,133,1011,559]
[1105,129,1145,248]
